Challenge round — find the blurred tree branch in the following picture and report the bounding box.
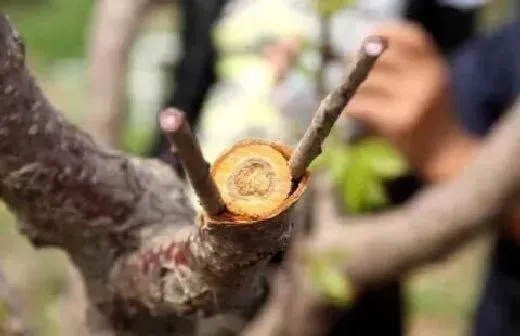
[3,6,520,336]
[0,267,33,336]
[0,13,305,336]
[246,98,520,335]
[85,0,154,148]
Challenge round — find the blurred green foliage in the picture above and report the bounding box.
[0,0,45,5]
[309,0,354,17]
[0,206,68,336]
[302,0,409,310]
[0,300,6,329]
[3,0,93,65]
[304,249,353,306]
[314,137,409,213]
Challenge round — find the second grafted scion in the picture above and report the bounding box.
[289,36,389,180]
[212,141,292,219]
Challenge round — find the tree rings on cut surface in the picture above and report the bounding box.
[211,140,303,221]
[212,140,292,218]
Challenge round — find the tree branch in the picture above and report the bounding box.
[158,108,226,216]
[84,0,153,148]
[0,14,308,335]
[248,99,520,335]
[289,36,388,180]
[319,100,520,286]
[6,7,520,334]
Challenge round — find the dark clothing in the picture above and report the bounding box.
[328,282,405,336]
[166,0,228,127]
[451,17,520,137]
[300,2,481,335]
[474,237,520,336]
[449,15,520,336]
[404,0,479,55]
[148,0,227,163]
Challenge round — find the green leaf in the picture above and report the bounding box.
[305,252,353,306]
[365,176,388,209]
[342,157,368,213]
[355,138,409,178]
[317,137,407,214]
[5,0,93,64]
[309,0,355,17]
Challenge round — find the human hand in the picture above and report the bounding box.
[344,22,479,182]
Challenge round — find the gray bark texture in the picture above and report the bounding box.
[6,5,520,335]
[0,14,303,336]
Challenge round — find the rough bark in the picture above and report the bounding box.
[84,0,153,148]
[0,14,303,336]
[6,6,520,335]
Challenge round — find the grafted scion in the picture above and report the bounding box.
[289,36,389,180]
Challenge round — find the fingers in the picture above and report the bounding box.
[366,21,442,73]
[345,61,402,131]
[370,21,440,58]
[343,20,446,135]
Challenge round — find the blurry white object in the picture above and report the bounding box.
[271,70,319,140]
[356,0,406,17]
[324,0,405,93]
[198,0,314,161]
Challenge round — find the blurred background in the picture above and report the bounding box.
[0,0,516,335]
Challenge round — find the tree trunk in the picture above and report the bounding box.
[0,14,308,335]
[6,11,520,335]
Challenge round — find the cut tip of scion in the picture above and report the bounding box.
[362,36,389,57]
[159,108,185,133]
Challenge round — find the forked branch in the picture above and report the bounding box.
[4,10,520,336]
[0,13,303,335]
[158,108,226,216]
